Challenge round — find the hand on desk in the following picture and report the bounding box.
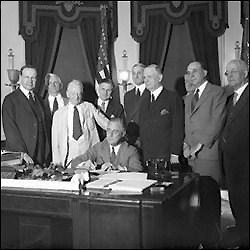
[101,162,127,172]
[22,152,34,165]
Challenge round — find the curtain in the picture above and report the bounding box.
[140,14,173,69]
[25,16,62,97]
[187,11,221,85]
[78,17,100,84]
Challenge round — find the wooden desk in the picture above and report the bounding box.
[1,172,199,249]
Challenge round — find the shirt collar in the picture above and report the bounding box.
[20,85,33,99]
[195,80,208,97]
[135,83,146,93]
[234,82,248,96]
[48,93,62,101]
[151,85,163,100]
[110,143,121,155]
[97,98,109,106]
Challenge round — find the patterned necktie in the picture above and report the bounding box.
[73,106,83,140]
[101,101,106,112]
[52,97,58,116]
[191,89,199,112]
[233,92,238,106]
[110,146,116,166]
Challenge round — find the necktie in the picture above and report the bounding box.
[73,106,83,140]
[233,92,238,105]
[52,97,58,116]
[191,89,199,112]
[28,91,35,106]
[101,101,106,112]
[110,146,116,165]
[151,93,155,103]
[136,88,140,97]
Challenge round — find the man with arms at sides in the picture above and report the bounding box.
[43,73,68,163]
[95,78,125,141]
[183,61,227,248]
[71,118,142,172]
[139,64,184,165]
[220,59,249,248]
[124,63,150,147]
[52,80,109,167]
[183,61,227,183]
[2,65,50,166]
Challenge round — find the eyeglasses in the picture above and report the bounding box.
[224,70,240,76]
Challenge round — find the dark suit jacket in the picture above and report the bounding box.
[124,88,150,124]
[124,88,150,145]
[2,88,50,164]
[71,139,142,172]
[96,97,125,141]
[139,87,184,161]
[220,85,249,234]
[43,94,68,162]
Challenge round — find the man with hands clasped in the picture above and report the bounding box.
[183,61,227,184]
[71,118,142,172]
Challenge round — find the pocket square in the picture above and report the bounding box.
[110,114,115,118]
[160,109,169,115]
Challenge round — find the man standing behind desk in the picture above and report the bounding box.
[220,59,249,248]
[71,118,142,172]
[52,80,109,167]
[139,64,184,164]
[124,63,150,146]
[95,78,125,141]
[2,65,50,165]
[43,73,68,163]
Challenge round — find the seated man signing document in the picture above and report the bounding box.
[71,118,142,172]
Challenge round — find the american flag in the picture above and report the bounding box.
[96,5,111,85]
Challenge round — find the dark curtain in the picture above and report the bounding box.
[187,11,221,85]
[25,16,62,97]
[79,17,100,84]
[140,14,173,68]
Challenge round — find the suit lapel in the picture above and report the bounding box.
[227,85,249,123]
[192,83,211,113]
[16,89,35,115]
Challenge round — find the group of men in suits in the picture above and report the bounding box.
[2,58,249,247]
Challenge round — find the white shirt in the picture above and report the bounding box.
[234,82,248,103]
[151,85,163,101]
[110,144,121,155]
[67,103,84,139]
[97,98,109,112]
[19,85,34,100]
[48,93,65,112]
[134,83,146,96]
[194,80,208,98]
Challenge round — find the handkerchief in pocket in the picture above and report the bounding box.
[160,109,169,116]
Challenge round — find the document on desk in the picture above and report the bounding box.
[86,175,157,193]
[99,172,148,181]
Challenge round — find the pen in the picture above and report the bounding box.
[103,179,122,188]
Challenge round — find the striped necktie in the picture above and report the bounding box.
[191,89,199,112]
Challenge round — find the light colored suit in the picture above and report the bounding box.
[52,101,109,166]
[71,139,143,172]
[184,82,227,183]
